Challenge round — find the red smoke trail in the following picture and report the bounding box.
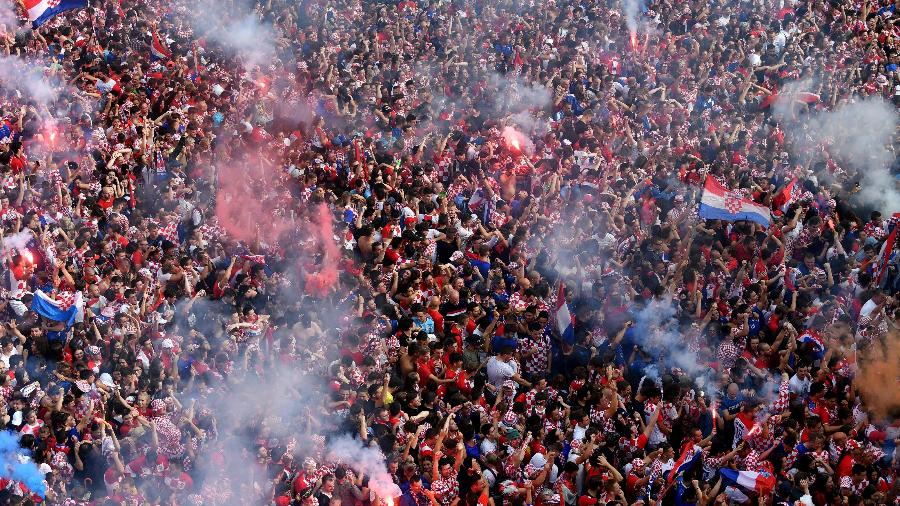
[304,204,340,296]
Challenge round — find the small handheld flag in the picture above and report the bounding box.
[151,30,172,60]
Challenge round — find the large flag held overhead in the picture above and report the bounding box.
[698,176,771,228]
[30,290,84,328]
[24,0,87,28]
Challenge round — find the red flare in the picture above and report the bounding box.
[501,126,530,155]
[745,421,764,440]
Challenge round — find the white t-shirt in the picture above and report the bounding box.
[480,438,497,457]
[789,374,811,398]
[0,349,19,368]
[486,357,518,388]
[859,298,878,319]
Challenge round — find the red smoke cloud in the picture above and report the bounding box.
[215,150,293,244]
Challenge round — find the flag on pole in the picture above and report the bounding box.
[555,283,575,345]
[698,176,771,228]
[23,0,87,28]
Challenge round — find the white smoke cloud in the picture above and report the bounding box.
[0,230,33,256]
[620,0,644,35]
[189,0,278,71]
[327,435,402,504]
[814,99,899,214]
[631,297,707,377]
[0,2,19,30]
[778,88,900,214]
[486,72,553,117]
[0,55,59,105]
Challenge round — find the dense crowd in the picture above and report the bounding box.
[0,0,898,504]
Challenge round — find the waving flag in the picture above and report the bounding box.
[719,468,776,496]
[773,177,798,214]
[151,30,172,60]
[241,254,266,264]
[23,0,87,28]
[667,443,702,485]
[555,283,575,345]
[875,213,900,284]
[797,329,825,358]
[30,290,83,328]
[698,176,771,228]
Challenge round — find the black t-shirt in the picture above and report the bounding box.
[435,237,458,265]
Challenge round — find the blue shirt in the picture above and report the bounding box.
[491,334,518,354]
[719,394,744,414]
[398,486,430,504]
[413,316,435,334]
[469,257,491,278]
[747,306,764,337]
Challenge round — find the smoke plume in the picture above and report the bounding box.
[0,55,60,105]
[189,0,278,71]
[778,89,900,214]
[0,431,47,498]
[327,435,402,503]
[856,331,900,421]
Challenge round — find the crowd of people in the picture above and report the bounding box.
[0,0,898,503]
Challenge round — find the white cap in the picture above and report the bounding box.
[99,373,116,388]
